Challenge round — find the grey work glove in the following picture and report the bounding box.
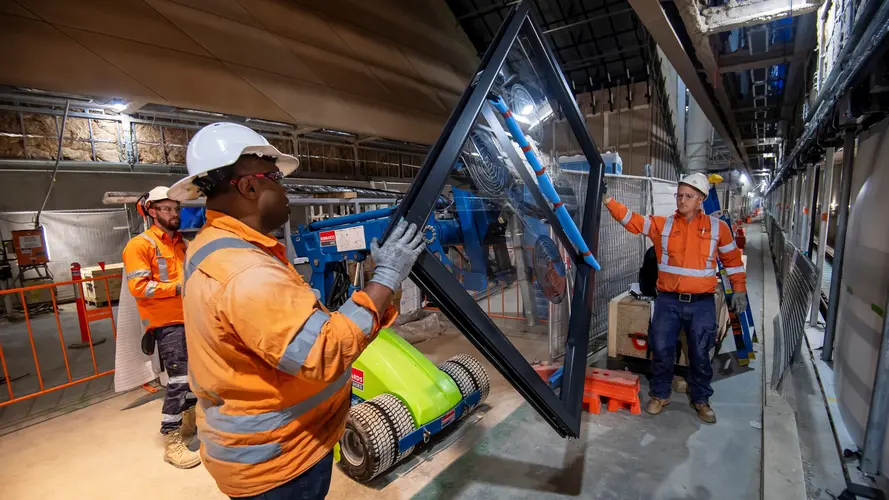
[730,292,747,313]
[369,220,426,292]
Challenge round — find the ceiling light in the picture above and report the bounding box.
[110,99,128,112]
[761,153,775,158]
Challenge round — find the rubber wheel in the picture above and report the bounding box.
[339,394,415,482]
[448,354,491,404]
[438,354,490,415]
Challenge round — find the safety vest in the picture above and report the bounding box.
[121,226,187,330]
[606,199,746,294]
[183,211,395,497]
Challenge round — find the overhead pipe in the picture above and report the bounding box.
[489,95,601,270]
[822,131,856,361]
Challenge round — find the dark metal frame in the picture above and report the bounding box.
[386,0,606,438]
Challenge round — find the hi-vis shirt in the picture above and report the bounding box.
[121,225,186,330]
[182,210,396,497]
[606,199,747,294]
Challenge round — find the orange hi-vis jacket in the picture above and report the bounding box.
[121,225,187,330]
[183,211,397,498]
[606,198,747,294]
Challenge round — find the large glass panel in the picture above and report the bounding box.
[394,3,606,438]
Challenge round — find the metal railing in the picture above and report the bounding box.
[765,213,819,389]
[0,275,118,408]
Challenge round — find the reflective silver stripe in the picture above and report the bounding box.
[184,237,262,282]
[139,233,157,247]
[338,298,374,336]
[157,257,169,281]
[168,375,189,385]
[144,281,159,297]
[186,392,197,400]
[642,216,651,237]
[725,266,746,275]
[126,269,151,280]
[140,318,150,329]
[719,240,738,253]
[657,264,717,278]
[201,433,282,465]
[277,310,330,375]
[204,368,351,434]
[162,413,182,423]
[706,216,720,269]
[620,210,633,226]
[660,216,674,266]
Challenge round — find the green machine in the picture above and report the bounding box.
[336,329,489,481]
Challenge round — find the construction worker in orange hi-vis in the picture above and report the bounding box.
[121,186,199,469]
[604,172,747,424]
[167,122,425,499]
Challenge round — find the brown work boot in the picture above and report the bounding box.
[691,403,717,424]
[164,432,201,469]
[180,407,197,442]
[645,397,670,415]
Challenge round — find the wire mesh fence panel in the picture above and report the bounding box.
[766,213,819,389]
[548,173,651,359]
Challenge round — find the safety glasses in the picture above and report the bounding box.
[229,171,284,185]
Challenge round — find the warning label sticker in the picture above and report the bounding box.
[441,408,456,427]
[319,231,337,247]
[334,226,366,252]
[351,367,364,391]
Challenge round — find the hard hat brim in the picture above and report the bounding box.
[678,181,709,200]
[168,147,299,201]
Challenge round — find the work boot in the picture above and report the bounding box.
[691,403,717,424]
[645,397,670,415]
[164,432,201,469]
[180,407,197,442]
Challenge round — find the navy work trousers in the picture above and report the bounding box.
[233,452,333,500]
[156,323,196,434]
[648,293,717,404]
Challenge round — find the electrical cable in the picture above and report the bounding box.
[35,99,71,228]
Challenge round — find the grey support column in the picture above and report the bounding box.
[810,148,835,326]
[822,132,856,361]
[860,290,889,476]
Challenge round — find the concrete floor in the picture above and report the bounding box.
[0,227,772,499]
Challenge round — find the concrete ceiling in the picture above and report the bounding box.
[0,0,478,144]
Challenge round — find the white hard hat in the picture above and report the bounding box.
[678,172,710,199]
[146,186,170,203]
[168,122,299,201]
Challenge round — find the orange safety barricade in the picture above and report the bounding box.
[0,273,120,408]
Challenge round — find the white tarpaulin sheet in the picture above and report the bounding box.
[113,264,160,392]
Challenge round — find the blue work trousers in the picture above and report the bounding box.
[649,293,717,404]
[232,452,333,500]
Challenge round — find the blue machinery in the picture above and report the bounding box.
[291,94,601,311]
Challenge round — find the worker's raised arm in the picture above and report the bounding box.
[218,262,396,384]
[604,197,662,239]
[122,238,179,299]
[716,220,747,292]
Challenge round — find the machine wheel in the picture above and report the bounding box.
[438,354,490,414]
[339,394,415,482]
[448,354,491,404]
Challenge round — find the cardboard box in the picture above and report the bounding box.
[82,263,124,305]
[607,290,728,366]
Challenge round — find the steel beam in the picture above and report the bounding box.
[823,131,856,361]
[809,148,834,326]
[701,0,823,35]
[628,0,747,168]
[671,0,750,171]
[717,43,800,74]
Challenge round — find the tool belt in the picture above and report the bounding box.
[658,291,714,303]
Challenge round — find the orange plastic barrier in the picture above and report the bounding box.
[0,273,119,408]
[582,368,641,415]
